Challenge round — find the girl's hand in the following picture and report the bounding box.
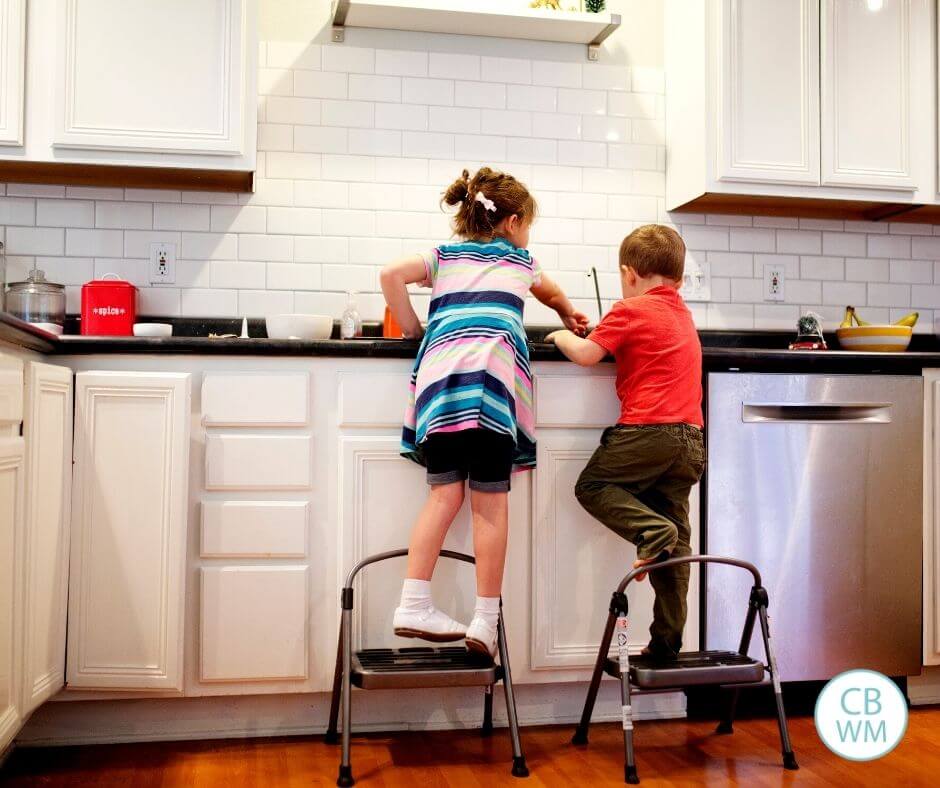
[562,310,590,337]
[403,325,425,341]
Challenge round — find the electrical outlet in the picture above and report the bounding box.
[763,263,785,302]
[149,242,176,284]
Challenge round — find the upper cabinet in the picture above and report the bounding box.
[666,0,933,217]
[0,0,257,189]
[0,0,26,147]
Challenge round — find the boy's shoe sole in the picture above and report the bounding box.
[465,637,496,658]
[394,627,466,642]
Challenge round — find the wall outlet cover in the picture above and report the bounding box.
[681,259,711,302]
[150,242,176,285]
[763,263,785,302]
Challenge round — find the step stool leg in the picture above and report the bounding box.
[615,615,639,784]
[325,617,344,745]
[337,606,355,787]
[497,608,529,778]
[715,688,740,735]
[757,602,798,772]
[572,609,618,746]
[717,598,758,734]
[482,685,494,737]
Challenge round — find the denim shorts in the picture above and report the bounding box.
[423,428,515,492]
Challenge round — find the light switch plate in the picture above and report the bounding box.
[763,263,785,302]
[681,259,711,302]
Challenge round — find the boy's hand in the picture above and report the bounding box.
[562,310,590,337]
[544,330,565,345]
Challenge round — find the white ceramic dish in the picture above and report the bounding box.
[266,313,332,340]
[133,322,173,337]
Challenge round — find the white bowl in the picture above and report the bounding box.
[133,322,173,337]
[265,313,332,340]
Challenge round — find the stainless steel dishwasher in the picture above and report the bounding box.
[706,373,922,682]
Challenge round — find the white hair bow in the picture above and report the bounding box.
[474,191,497,213]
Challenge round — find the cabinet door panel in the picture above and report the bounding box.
[202,372,309,427]
[0,438,24,752]
[55,0,247,154]
[0,355,24,435]
[821,0,918,189]
[200,566,308,682]
[201,501,307,558]
[718,0,819,184]
[0,0,25,146]
[67,372,191,690]
[20,362,72,713]
[205,434,311,491]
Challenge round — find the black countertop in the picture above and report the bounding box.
[2,312,940,374]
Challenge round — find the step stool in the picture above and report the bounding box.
[324,548,529,787]
[571,554,798,784]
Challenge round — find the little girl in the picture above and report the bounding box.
[380,167,588,656]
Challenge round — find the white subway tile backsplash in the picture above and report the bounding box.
[532,61,582,89]
[377,156,429,184]
[507,85,557,113]
[211,260,267,289]
[754,304,799,329]
[322,154,376,182]
[267,261,322,290]
[430,106,481,134]
[347,128,402,156]
[557,88,606,116]
[582,64,630,92]
[531,112,581,141]
[181,232,238,261]
[94,201,152,229]
[682,225,729,252]
[823,280,863,308]
[124,230,180,259]
[912,236,940,259]
[631,66,665,94]
[349,74,401,103]
[454,134,507,161]
[889,259,932,284]
[238,234,293,262]
[890,222,934,236]
[321,100,375,128]
[785,279,822,304]
[481,57,532,85]
[403,78,454,106]
[266,152,323,180]
[294,70,347,99]
[402,131,454,159]
[153,203,211,232]
[867,234,910,259]
[377,49,428,77]
[322,45,374,75]
[257,123,293,151]
[138,287,181,316]
[777,230,821,255]
[753,253,799,277]
[267,207,322,235]
[211,205,266,234]
[729,227,775,253]
[454,81,506,110]
[707,252,753,278]
[608,194,658,222]
[608,92,657,119]
[632,170,664,196]
[707,303,753,329]
[507,137,557,165]
[845,258,889,282]
[6,184,65,198]
[323,263,375,292]
[181,191,239,205]
[801,256,844,280]
[430,53,479,81]
[239,178,294,207]
[36,199,92,228]
[93,258,146,286]
[581,115,629,143]
[868,282,910,308]
[258,68,292,96]
[912,285,940,309]
[581,167,628,195]
[294,235,348,263]
[481,109,532,137]
[65,228,122,257]
[266,96,321,125]
[181,289,239,317]
[731,278,763,302]
[607,143,657,171]
[126,189,181,203]
[267,42,320,71]
[821,231,866,257]
[752,215,799,229]
[6,226,62,256]
[375,102,429,131]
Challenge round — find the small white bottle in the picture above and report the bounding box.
[340,291,362,339]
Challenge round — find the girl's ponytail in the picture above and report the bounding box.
[441,167,537,240]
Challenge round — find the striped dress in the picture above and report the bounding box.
[401,237,541,472]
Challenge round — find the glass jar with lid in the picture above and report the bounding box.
[5,266,66,329]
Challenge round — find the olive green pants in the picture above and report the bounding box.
[575,424,705,658]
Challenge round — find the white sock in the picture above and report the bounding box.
[399,578,433,611]
[474,596,500,628]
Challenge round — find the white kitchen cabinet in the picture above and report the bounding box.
[923,370,940,666]
[19,361,72,714]
[0,0,26,147]
[0,0,257,175]
[0,436,25,754]
[821,0,917,189]
[717,0,819,185]
[665,0,933,212]
[67,371,191,691]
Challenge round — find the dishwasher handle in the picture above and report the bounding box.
[742,402,892,424]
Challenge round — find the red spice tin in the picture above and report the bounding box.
[81,275,138,336]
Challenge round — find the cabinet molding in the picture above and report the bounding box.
[0,438,25,752]
[55,0,247,155]
[0,0,25,146]
[535,375,619,428]
[821,0,916,190]
[718,0,819,184]
[205,434,312,491]
[338,373,410,428]
[20,362,72,714]
[67,372,191,690]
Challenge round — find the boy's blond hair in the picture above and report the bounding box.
[619,224,686,281]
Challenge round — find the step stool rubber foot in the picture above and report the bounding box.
[571,729,588,746]
[783,752,799,771]
[481,725,493,738]
[511,756,530,778]
[715,721,733,735]
[324,730,339,745]
[625,764,640,784]
[337,765,355,787]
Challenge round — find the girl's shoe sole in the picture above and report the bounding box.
[465,637,496,658]
[394,628,466,643]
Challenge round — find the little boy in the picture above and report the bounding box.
[546,224,704,660]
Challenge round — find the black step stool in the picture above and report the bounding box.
[572,554,798,784]
[325,549,528,786]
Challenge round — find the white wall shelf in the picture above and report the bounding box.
[331,0,621,60]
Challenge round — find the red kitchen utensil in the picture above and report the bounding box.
[81,274,138,336]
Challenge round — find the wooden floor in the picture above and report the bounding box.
[3,709,939,787]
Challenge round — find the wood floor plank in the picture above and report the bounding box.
[3,709,939,786]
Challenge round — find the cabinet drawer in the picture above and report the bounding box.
[0,356,24,430]
[201,501,308,558]
[200,566,308,682]
[338,373,410,427]
[535,375,620,428]
[202,372,309,427]
[205,435,311,490]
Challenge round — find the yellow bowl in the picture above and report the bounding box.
[835,324,913,352]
